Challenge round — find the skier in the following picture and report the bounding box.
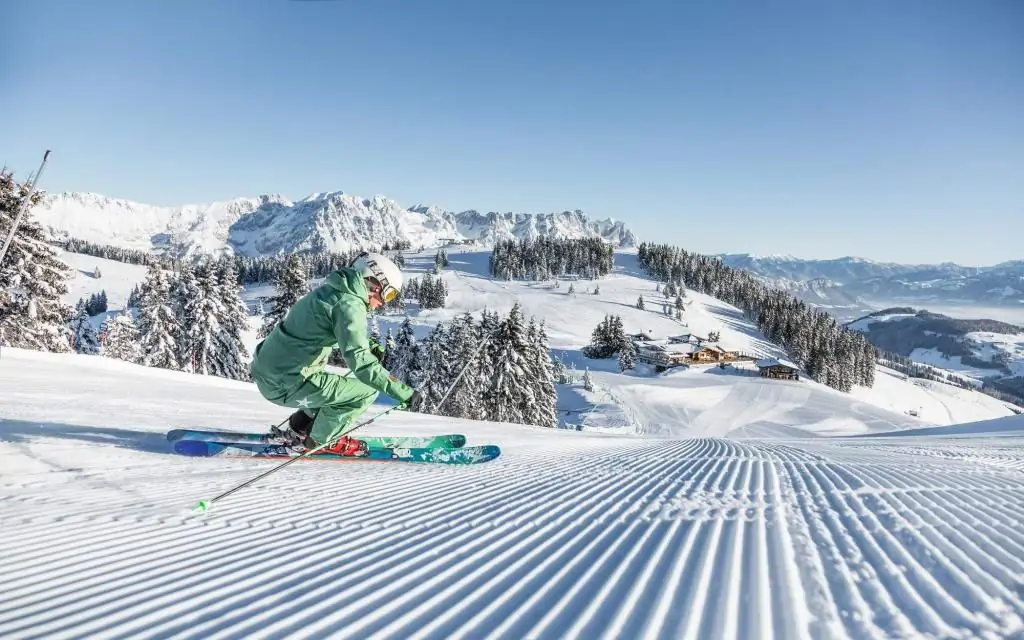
[250,252,420,455]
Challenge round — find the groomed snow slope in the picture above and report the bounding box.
[2,348,1024,639]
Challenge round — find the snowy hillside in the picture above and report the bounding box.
[847,308,1024,381]
[3,347,1024,639]
[35,191,637,258]
[59,248,1017,434]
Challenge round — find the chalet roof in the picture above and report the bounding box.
[668,333,709,343]
[700,344,729,353]
[756,358,800,371]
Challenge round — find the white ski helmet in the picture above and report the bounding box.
[351,252,402,302]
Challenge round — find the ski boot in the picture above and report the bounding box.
[269,410,316,450]
[313,435,370,457]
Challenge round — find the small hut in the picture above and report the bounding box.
[756,358,800,380]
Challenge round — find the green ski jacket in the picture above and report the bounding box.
[250,267,414,404]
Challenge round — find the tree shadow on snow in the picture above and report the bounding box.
[0,419,174,456]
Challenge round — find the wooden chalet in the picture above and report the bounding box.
[756,358,800,380]
[633,337,745,371]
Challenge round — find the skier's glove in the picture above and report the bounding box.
[370,341,385,363]
[400,390,423,411]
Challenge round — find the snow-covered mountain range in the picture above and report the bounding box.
[719,253,1024,309]
[34,191,637,257]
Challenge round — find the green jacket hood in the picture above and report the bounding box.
[325,268,369,310]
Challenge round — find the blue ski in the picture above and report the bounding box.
[172,439,501,465]
[166,429,466,450]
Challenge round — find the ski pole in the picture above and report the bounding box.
[423,339,489,414]
[0,150,51,268]
[192,404,401,513]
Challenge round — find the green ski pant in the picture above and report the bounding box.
[255,371,379,445]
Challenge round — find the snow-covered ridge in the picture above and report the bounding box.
[34,191,638,258]
[846,308,1024,398]
[719,252,1024,308]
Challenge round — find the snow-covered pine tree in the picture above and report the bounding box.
[619,339,636,372]
[611,315,628,353]
[860,340,877,387]
[178,261,226,376]
[446,312,486,420]
[636,295,645,310]
[168,263,197,368]
[127,283,143,309]
[85,290,108,316]
[388,317,418,384]
[0,168,73,351]
[136,263,179,370]
[582,368,594,392]
[475,308,502,420]
[381,326,397,368]
[593,284,600,295]
[258,253,309,340]
[69,301,100,354]
[405,277,420,301]
[419,323,457,414]
[370,315,381,345]
[102,309,140,363]
[527,319,559,428]
[487,303,536,425]
[213,256,251,380]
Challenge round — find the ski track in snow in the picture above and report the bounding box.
[2,435,1024,639]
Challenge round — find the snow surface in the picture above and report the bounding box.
[3,347,1024,639]
[4,248,1024,638]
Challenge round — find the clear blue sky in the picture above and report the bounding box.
[3,0,1022,265]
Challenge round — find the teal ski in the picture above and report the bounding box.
[166,428,466,450]
[173,439,500,465]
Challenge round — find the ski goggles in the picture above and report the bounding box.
[370,278,399,303]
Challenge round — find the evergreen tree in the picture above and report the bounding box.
[619,339,636,372]
[258,254,309,339]
[213,256,251,380]
[419,323,456,413]
[69,302,100,354]
[88,290,108,315]
[178,261,227,376]
[137,263,179,370]
[636,295,645,310]
[476,308,502,419]
[487,303,535,424]
[169,264,197,367]
[0,168,73,351]
[382,327,397,366]
[446,312,486,420]
[528,320,559,427]
[102,309,140,363]
[390,317,421,386]
[593,284,600,295]
[583,368,595,392]
[127,283,143,308]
